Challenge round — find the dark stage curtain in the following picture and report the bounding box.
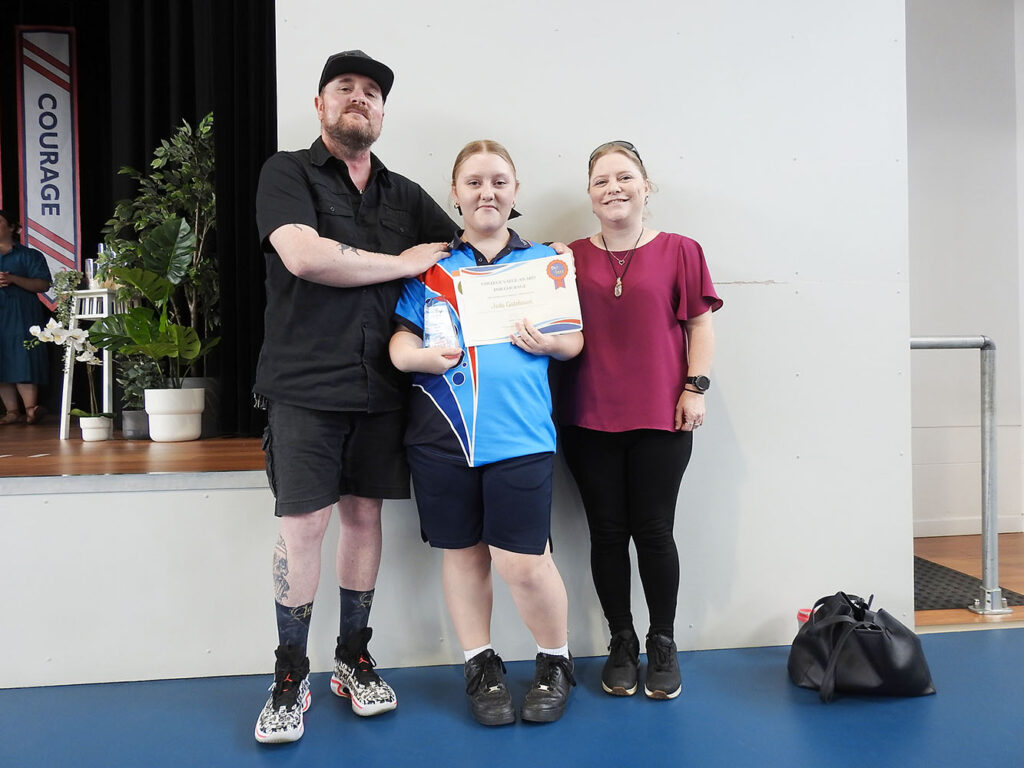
[1,0,275,436]
[211,1,276,437]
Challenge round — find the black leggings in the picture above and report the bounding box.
[561,426,692,636]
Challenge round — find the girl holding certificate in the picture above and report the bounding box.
[390,140,583,726]
[558,141,723,700]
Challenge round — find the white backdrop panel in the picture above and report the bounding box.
[2,0,915,688]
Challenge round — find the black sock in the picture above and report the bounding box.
[339,587,374,644]
[275,601,313,655]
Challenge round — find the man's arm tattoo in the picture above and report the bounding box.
[273,535,290,603]
[336,242,360,256]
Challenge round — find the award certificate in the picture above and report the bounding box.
[456,255,583,347]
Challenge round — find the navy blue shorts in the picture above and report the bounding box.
[263,401,410,516]
[407,446,554,555]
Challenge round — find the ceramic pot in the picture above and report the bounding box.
[181,377,221,438]
[121,409,150,440]
[144,388,205,442]
[80,415,113,442]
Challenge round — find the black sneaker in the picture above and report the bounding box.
[330,627,397,716]
[464,649,515,726]
[644,633,681,699]
[601,629,640,696]
[254,644,312,744]
[521,653,576,723]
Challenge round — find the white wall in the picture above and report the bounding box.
[3,0,916,687]
[907,0,1024,537]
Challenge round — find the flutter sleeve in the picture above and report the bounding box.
[675,236,723,321]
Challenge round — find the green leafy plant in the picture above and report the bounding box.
[89,217,219,388]
[117,357,165,410]
[51,269,84,326]
[99,112,217,342]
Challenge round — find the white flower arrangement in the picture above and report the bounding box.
[28,319,110,417]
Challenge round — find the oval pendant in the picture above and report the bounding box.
[614,278,623,298]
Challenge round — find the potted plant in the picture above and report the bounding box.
[117,356,164,439]
[97,112,221,436]
[89,217,219,442]
[27,319,113,441]
[99,113,218,345]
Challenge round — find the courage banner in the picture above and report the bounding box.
[16,26,81,309]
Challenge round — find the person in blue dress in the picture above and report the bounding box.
[0,209,52,425]
[390,140,583,726]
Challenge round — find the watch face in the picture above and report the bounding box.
[691,375,710,391]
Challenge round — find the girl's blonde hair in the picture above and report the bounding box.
[451,139,518,184]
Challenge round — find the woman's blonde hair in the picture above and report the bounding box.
[451,139,518,185]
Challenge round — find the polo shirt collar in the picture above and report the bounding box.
[449,229,531,265]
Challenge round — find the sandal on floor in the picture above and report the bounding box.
[0,411,26,425]
[25,405,46,424]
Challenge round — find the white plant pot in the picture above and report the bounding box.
[144,388,205,442]
[80,415,113,442]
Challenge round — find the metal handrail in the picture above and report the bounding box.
[910,335,1010,614]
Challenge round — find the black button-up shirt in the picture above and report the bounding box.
[255,136,457,412]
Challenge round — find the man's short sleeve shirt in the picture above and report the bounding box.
[254,137,456,412]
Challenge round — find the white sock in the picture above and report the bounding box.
[464,643,493,662]
[537,643,569,659]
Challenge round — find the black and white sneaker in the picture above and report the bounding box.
[254,645,312,744]
[644,633,682,699]
[601,629,640,696]
[521,653,576,723]
[464,649,515,726]
[330,627,397,716]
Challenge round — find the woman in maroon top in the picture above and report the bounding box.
[559,141,722,700]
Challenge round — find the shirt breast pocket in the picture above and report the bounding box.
[380,204,417,249]
[312,186,357,239]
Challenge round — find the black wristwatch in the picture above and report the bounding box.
[685,375,711,393]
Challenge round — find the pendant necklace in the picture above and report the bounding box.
[601,228,644,298]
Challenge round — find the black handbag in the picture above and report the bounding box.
[787,592,936,703]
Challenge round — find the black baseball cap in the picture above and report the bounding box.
[0,209,17,227]
[318,50,394,101]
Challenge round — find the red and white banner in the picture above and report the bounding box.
[16,26,81,309]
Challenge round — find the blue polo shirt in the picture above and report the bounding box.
[394,230,557,466]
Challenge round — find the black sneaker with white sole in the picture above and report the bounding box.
[602,629,640,696]
[644,633,682,699]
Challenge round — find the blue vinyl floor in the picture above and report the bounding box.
[2,629,1022,768]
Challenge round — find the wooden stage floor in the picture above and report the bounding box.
[0,421,264,477]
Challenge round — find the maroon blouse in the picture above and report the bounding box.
[558,232,723,432]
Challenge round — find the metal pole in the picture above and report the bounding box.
[910,335,1009,614]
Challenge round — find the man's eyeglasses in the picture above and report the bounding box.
[589,140,643,165]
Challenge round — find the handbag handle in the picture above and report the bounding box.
[818,618,886,702]
[819,620,863,702]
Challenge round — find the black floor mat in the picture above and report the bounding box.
[914,556,1024,611]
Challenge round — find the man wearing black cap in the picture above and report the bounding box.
[252,50,456,744]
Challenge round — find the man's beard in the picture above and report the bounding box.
[325,112,380,153]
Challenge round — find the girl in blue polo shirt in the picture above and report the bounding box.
[390,140,583,726]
